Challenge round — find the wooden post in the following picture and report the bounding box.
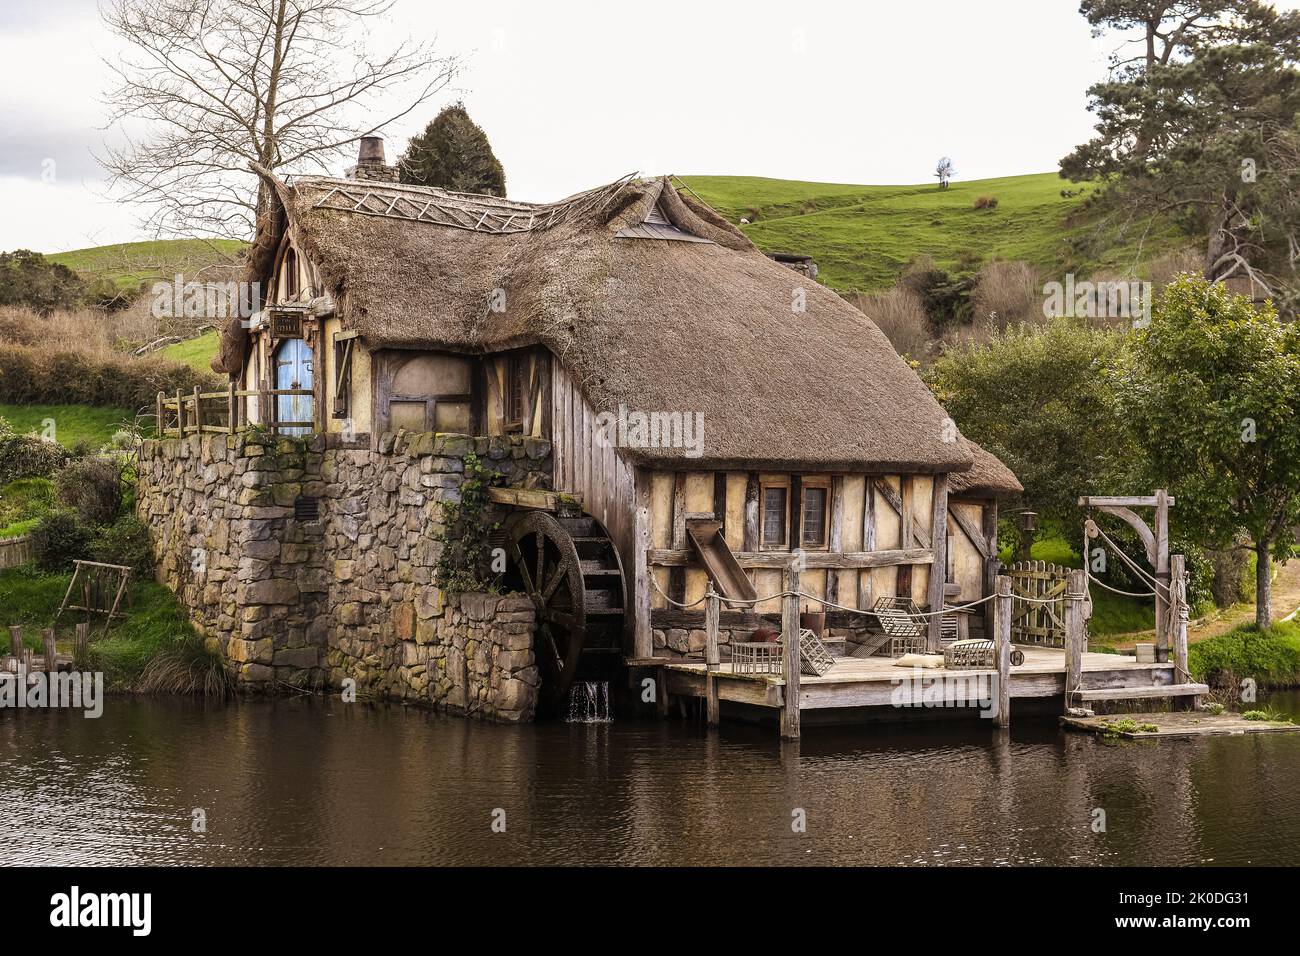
[982,502,1000,639]
[1064,568,1086,712]
[993,575,1012,728]
[8,625,21,661]
[156,391,164,438]
[656,667,669,719]
[781,563,801,740]
[926,475,949,651]
[704,586,720,726]
[1153,488,1170,661]
[192,385,203,434]
[1170,553,1196,708]
[22,646,33,675]
[175,387,185,436]
[75,622,89,662]
[42,629,56,674]
[227,381,237,433]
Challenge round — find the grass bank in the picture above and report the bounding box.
[0,403,132,450]
[159,329,220,373]
[1189,620,1300,689]
[0,565,228,695]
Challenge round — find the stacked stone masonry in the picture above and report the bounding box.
[136,429,552,721]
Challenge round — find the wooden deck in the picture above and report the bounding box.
[658,646,1181,715]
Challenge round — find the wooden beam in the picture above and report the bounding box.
[1064,568,1086,712]
[874,478,929,548]
[926,475,949,651]
[826,475,845,605]
[705,588,720,726]
[858,478,876,612]
[632,470,654,660]
[982,502,1000,637]
[486,487,583,511]
[712,472,728,535]
[993,575,1011,728]
[1078,495,1176,508]
[669,473,687,604]
[781,563,801,740]
[949,500,991,560]
[646,547,934,570]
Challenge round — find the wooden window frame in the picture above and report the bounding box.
[332,331,357,419]
[759,476,791,551]
[799,476,832,550]
[377,351,477,435]
[504,353,527,433]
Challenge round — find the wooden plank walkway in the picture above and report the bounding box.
[1062,711,1300,738]
[660,646,1178,714]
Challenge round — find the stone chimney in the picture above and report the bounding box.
[347,135,400,183]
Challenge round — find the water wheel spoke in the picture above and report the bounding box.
[541,563,568,603]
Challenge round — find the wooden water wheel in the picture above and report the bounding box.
[502,510,626,711]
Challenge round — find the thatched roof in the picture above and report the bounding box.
[949,438,1023,498]
[219,173,1017,477]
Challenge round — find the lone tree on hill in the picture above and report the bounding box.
[100,0,460,240]
[399,103,507,196]
[1116,274,1300,628]
[934,157,955,189]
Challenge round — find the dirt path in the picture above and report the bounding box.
[1104,560,1300,650]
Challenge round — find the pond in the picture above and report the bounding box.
[2,692,1298,866]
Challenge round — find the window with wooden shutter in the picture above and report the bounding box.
[332,332,355,418]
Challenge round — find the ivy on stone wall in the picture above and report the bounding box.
[433,452,502,594]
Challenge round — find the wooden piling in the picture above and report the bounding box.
[781,564,801,740]
[8,625,21,660]
[704,587,720,726]
[42,629,56,674]
[1170,554,1196,708]
[993,575,1012,728]
[926,475,949,652]
[75,622,89,662]
[1064,568,1086,712]
[1153,488,1170,661]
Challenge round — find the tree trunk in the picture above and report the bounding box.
[1256,538,1272,629]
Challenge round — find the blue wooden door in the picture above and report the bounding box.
[275,338,314,435]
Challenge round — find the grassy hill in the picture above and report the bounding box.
[679,172,1190,293]
[48,238,246,290]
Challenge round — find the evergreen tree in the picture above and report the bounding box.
[400,103,507,196]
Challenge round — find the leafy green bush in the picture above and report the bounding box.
[1189,621,1300,689]
[30,509,93,571]
[0,250,85,315]
[0,344,215,410]
[55,456,125,526]
[92,513,153,574]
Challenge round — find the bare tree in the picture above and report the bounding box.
[100,0,460,240]
[934,157,954,189]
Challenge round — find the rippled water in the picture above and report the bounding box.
[2,693,1298,866]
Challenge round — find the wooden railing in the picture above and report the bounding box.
[155,385,315,438]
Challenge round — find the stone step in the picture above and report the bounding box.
[1077,683,1210,702]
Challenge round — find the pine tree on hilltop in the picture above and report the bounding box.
[400,103,507,197]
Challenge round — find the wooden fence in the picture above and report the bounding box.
[0,535,34,570]
[156,385,314,438]
[1008,560,1068,648]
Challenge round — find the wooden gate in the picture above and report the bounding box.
[1008,561,1068,648]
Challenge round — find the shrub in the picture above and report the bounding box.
[973,195,999,210]
[971,260,1040,331]
[1189,621,1300,690]
[850,286,933,361]
[0,417,68,483]
[92,513,153,574]
[55,457,125,526]
[0,250,86,315]
[0,343,216,411]
[31,509,93,571]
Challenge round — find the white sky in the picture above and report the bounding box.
[0,0,1294,252]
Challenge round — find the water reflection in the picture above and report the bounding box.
[1,696,1298,866]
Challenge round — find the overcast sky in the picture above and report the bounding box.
[1,0,1291,252]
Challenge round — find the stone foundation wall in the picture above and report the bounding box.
[137,430,551,721]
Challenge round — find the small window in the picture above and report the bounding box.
[283,247,298,300]
[760,485,788,550]
[332,334,354,419]
[802,485,828,548]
